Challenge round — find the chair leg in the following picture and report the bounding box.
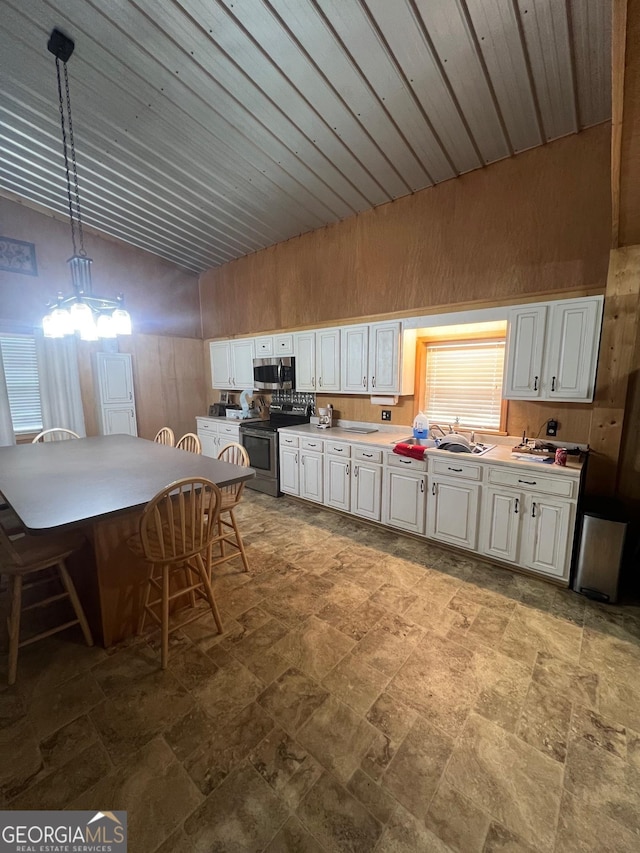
[138,564,154,636]
[7,575,22,686]
[229,509,250,573]
[161,564,170,670]
[194,553,223,634]
[218,519,226,557]
[57,561,93,647]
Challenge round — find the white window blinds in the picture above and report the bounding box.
[0,335,43,434]
[424,340,505,431]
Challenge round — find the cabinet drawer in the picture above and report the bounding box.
[301,437,324,452]
[431,458,482,481]
[355,447,382,464]
[274,334,294,355]
[326,441,351,457]
[386,452,426,472]
[255,336,274,356]
[218,423,240,437]
[488,466,576,499]
[196,420,217,433]
[279,434,299,448]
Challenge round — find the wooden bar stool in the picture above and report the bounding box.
[154,427,175,446]
[128,477,224,669]
[0,527,93,685]
[209,442,251,576]
[175,433,202,454]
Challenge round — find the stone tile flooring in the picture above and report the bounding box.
[1,490,640,852]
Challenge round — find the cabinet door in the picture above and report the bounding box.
[370,322,401,394]
[274,334,294,356]
[521,495,573,579]
[479,488,522,563]
[351,463,382,521]
[544,299,601,400]
[210,342,232,389]
[341,325,369,394]
[199,432,219,459]
[300,452,323,503]
[97,353,134,404]
[254,336,274,357]
[324,455,351,512]
[294,332,316,391]
[279,447,299,496]
[383,468,426,534]
[103,406,137,436]
[230,339,255,389]
[316,329,341,392]
[426,478,480,550]
[503,306,547,399]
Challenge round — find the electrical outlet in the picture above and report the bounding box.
[546,419,558,437]
[381,410,391,421]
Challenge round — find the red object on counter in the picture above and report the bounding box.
[393,443,427,460]
[554,447,568,466]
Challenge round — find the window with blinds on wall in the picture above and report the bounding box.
[0,335,43,434]
[424,339,506,432]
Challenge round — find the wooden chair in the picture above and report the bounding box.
[175,432,201,454]
[209,442,251,575]
[154,427,175,446]
[0,527,93,685]
[129,477,224,669]
[32,428,80,443]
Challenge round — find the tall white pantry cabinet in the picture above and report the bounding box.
[94,352,138,436]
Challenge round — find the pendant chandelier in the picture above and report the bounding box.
[43,28,132,341]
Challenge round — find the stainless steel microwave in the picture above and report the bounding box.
[253,356,295,391]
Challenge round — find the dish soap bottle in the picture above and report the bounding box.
[412,412,429,444]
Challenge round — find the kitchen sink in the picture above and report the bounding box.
[393,437,495,456]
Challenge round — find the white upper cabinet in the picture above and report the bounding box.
[370,322,402,394]
[504,297,603,402]
[97,352,134,404]
[230,339,255,389]
[274,334,294,356]
[294,332,316,391]
[544,299,602,399]
[209,341,232,389]
[255,336,274,357]
[503,306,546,399]
[341,325,369,393]
[316,329,341,392]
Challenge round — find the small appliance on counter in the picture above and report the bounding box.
[317,404,333,429]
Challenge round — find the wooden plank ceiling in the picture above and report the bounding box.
[1,0,611,273]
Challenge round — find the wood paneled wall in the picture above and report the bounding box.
[78,335,206,441]
[200,125,611,339]
[0,195,201,338]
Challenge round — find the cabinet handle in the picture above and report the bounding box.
[363,375,366,387]
[346,464,350,475]
[334,447,342,452]
[308,443,317,447]
[129,391,132,400]
[302,456,305,465]
[432,483,436,495]
[319,376,323,387]
[518,479,537,485]
[295,453,298,463]
[514,498,519,514]
[447,467,463,472]
[399,459,412,464]
[533,376,538,391]
[372,376,376,388]
[312,377,315,388]
[551,376,556,392]
[531,501,536,518]
[354,466,358,477]
[362,453,373,458]
[420,480,424,492]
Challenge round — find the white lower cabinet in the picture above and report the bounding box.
[103,406,137,436]
[479,488,522,564]
[324,455,351,512]
[199,432,219,458]
[301,451,323,503]
[280,447,300,496]
[383,468,426,534]
[520,494,573,579]
[426,477,481,551]
[351,462,382,521]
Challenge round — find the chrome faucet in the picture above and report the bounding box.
[429,424,447,439]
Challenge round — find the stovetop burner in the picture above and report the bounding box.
[239,402,311,434]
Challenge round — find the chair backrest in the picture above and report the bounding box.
[139,477,222,563]
[217,441,250,505]
[154,427,175,447]
[32,428,80,443]
[176,433,202,454]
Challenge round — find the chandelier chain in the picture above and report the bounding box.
[55,56,77,257]
[63,62,86,258]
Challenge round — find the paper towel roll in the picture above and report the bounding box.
[370,395,399,405]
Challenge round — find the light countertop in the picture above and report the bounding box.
[278,423,584,476]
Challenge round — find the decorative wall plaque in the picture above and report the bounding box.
[0,237,38,276]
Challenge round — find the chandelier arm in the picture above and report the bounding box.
[63,62,86,259]
[55,56,77,257]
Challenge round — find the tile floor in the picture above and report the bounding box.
[1,491,640,852]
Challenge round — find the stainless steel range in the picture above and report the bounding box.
[240,402,311,497]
